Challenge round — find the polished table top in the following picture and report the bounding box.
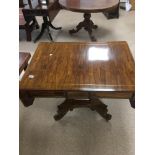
[59,0,119,13]
[20,42,134,92]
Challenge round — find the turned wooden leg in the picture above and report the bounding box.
[34,17,49,43]
[47,25,53,41]
[34,19,40,29]
[25,28,32,41]
[34,22,46,43]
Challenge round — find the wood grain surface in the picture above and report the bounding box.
[59,0,119,13]
[20,42,135,93]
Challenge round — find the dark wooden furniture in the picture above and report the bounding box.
[59,0,119,41]
[104,0,120,19]
[19,0,25,7]
[19,52,31,75]
[22,0,61,42]
[20,41,135,121]
[19,7,39,41]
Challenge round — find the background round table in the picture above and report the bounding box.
[59,0,119,41]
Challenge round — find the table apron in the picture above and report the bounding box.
[20,90,134,98]
[59,3,119,13]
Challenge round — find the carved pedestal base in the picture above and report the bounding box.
[69,13,98,41]
[54,97,112,121]
[34,16,62,43]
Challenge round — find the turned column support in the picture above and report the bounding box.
[34,16,62,43]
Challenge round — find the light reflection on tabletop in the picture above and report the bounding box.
[80,87,115,91]
[88,47,110,61]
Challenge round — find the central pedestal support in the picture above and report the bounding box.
[69,13,98,41]
[34,16,62,43]
[54,93,112,121]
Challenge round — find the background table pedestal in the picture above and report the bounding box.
[34,16,62,43]
[69,13,98,41]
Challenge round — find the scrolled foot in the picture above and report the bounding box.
[52,26,62,30]
[55,27,62,30]
[92,25,98,29]
[54,113,65,121]
[92,100,112,121]
[105,114,112,121]
[49,23,62,30]
[69,28,81,34]
[69,29,76,34]
[54,108,69,121]
[87,29,97,41]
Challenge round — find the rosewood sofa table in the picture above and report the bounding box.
[20,41,135,121]
[59,0,119,41]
